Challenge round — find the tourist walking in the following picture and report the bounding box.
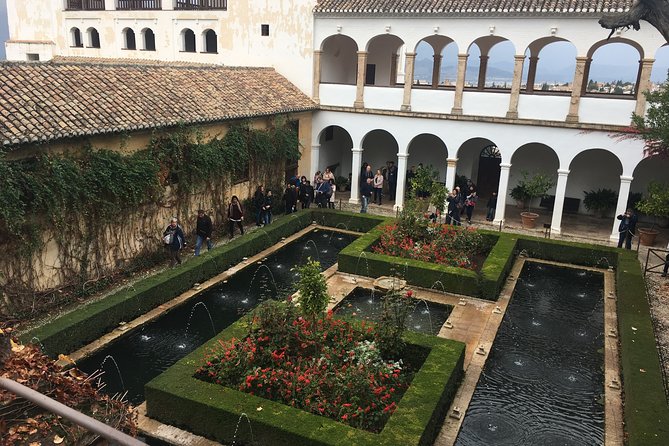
[283,183,298,214]
[617,209,638,249]
[360,178,373,213]
[464,187,477,224]
[329,179,336,209]
[299,177,310,209]
[194,209,213,256]
[163,217,185,266]
[262,190,273,225]
[446,191,461,226]
[228,196,245,239]
[373,169,384,205]
[253,185,265,226]
[387,160,397,201]
[486,192,497,221]
[315,178,332,208]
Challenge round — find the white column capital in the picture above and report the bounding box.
[447,157,458,167]
[499,162,512,169]
[620,175,634,183]
[405,52,416,57]
[397,153,409,159]
[351,147,364,154]
[557,169,570,176]
[514,54,526,61]
[311,144,321,150]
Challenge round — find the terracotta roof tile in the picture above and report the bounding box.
[314,0,634,14]
[0,58,316,148]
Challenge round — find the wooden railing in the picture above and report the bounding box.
[65,0,105,10]
[116,0,162,10]
[175,0,227,10]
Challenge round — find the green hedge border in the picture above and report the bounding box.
[20,211,314,357]
[337,226,515,300]
[145,309,465,446]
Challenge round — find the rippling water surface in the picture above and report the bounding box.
[456,261,604,446]
[77,229,356,404]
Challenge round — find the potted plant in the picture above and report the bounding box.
[583,188,618,218]
[635,181,669,246]
[513,171,555,228]
[334,175,348,192]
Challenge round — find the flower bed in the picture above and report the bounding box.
[371,222,486,270]
[145,304,465,446]
[194,301,426,432]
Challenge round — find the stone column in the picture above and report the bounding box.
[349,148,363,204]
[634,58,655,117]
[451,53,468,115]
[610,175,633,241]
[566,57,589,123]
[431,54,442,88]
[493,163,512,227]
[506,54,526,119]
[477,55,489,90]
[550,169,570,234]
[354,51,368,109]
[401,52,416,111]
[390,54,398,86]
[310,144,320,181]
[394,153,409,210]
[445,157,458,191]
[312,50,322,104]
[525,56,539,92]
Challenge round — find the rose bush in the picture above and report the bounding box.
[371,222,484,269]
[194,302,414,432]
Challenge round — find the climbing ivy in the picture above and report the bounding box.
[0,118,300,310]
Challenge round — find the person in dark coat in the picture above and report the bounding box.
[228,196,245,239]
[446,191,461,226]
[163,217,186,266]
[486,192,498,221]
[617,209,638,249]
[387,161,397,201]
[262,190,273,225]
[315,178,331,208]
[194,209,213,256]
[283,183,298,213]
[360,178,373,213]
[253,185,265,226]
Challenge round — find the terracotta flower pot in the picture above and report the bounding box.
[520,212,539,229]
[638,227,659,246]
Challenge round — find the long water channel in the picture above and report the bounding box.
[456,261,605,445]
[77,229,356,404]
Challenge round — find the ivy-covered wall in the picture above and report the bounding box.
[0,113,310,319]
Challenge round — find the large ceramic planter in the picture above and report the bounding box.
[638,227,660,246]
[521,211,539,228]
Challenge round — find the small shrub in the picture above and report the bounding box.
[294,258,330,320]
[376,289,416,358]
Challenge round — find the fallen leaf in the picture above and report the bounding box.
[53,435,64,444]
[631,326,637,331]
[640,368,647,373]
[29,442,41,446]
[10,339,25,352]
[257,406,263,411]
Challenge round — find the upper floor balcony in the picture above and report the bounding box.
[116,0,162,10]
[175,0,227,10]
[65,0,105,10]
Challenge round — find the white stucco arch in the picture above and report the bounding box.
[320,34,358,85]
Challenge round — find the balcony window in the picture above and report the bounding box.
[66,0,105,10]
[87,28,101,48]
[116,0,162,10]
[182,29,196,52]
[123,28,136,50]
[71,28,83,48]
[203,29,217,53]
[142,28,156,51]
[175,0,227,10]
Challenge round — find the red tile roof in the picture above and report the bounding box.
[0,58,316,148]
[314,0,634,14]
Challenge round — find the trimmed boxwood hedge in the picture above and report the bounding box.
[310,208,387,233]
[20,210,314,357]
[338,226,515,300]
[145,311,465,446]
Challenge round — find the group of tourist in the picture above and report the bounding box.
[357,161,398,213]
[162,196,247,267]
[285,169,337,212]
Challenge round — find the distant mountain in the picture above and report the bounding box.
[414,57,640,84]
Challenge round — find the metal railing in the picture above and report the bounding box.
[644,247,669,277]
[116,0,162,10]
[66,0,105,9]
[175,0,227,10]
[0,377,145,446]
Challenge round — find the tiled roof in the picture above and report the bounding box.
[314,0,634,14]
[0,58,316,148]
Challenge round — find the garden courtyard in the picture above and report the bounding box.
[5,202,668,446]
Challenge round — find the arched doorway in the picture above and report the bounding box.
[477,144,501,199]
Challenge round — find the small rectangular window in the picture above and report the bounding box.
[27,53,40,61]
[261,24,269,36]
